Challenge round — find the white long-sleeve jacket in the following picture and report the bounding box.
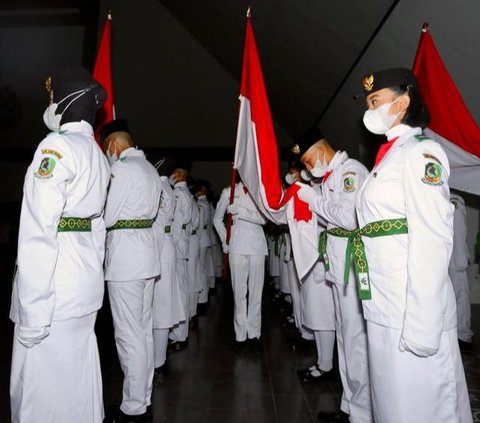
[356,125,456,351]
[104,147,161,281]
[172,181,192,260]
[10,121,110,327]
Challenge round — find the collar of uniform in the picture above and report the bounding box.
[120,146,145,160]
[197,195,207,200]
[159,175,168,181]
[388,125,422,149]
[175,181,187,188]
[385,124,415,141]
[59,120,94,135]
[327,150,348,172]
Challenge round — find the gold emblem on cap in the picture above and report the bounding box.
[292,144,300,155]
[363,74,374,92]
[45,76,52,93]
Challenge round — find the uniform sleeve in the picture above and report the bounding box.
[163,183,175,226]
[172,190,192,244]
[190,196,200,232]
[104,163,131,228]
[451,196,469,271]
[213,188,229,244]
[91,214,106,262]
[310,163,365,231]
[236,194,267,225]
[402,141,454,351]
[16,138,75,327]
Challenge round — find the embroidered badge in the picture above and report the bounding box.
[421,162,443,186]
[34,157,56,179]
[343,176,355,192]
[422,153,441,165]
[41,149,63,159]
[291,144,300,155]
[362,74,374,92]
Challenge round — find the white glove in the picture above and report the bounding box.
[399,336,437,357]
[296,183,317,205]
[222,243,229,254]
[227,203,240,215]
[17,325,50,348]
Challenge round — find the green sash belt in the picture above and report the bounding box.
[164,225,171,234]
[344,218,408,300]
[107,219,154,232]
[318,227,353,272]
[58,217,91,232]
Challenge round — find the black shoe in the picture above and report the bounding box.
[197,303,208,315]
[189,315,199,329]
[249,338,263,354]
[300,367,335,384]
[167,340,187,352]
[288,335,315,352]
[317,409,349,423]
[296,363,317,377]
[145,405,153,421]
[231,340,246,352]
[109,408,148,423]
[459,339,474,352]
[154,361,168,375]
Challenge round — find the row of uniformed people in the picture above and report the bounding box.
[9,67,223,423]
[264,68,473,423]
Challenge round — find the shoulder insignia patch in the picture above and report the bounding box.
[342,171,356,178]
[41,149,63,159]
[34,157,56,179]
[343,176,355,192]
[421,162,443,186]
[414,135,429,142]
[422,152,442,165]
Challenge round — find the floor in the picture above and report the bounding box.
[2,270,480,422]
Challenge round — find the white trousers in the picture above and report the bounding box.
[229,254,265,341]
[153,328,169,368]
[367,322,472,423]
[287,259,302,331]
[198,247,211,304]
[170,258,189,342]
[187,254,200,317]
[10,313,103,423]
[332,280,373,423]
[108,279,155,415]
[450,269,473,343]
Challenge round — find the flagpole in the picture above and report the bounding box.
[221,7,252,282]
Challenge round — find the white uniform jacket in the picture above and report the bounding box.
[356,125,456,351]
[10,121,110,327]
[172,181,192,260]
[214,183,267,256]
[309,152,368,285]
[188,190,200,259]
[153,176,175,260]
[197,196,213,248]
[104,147,161,281]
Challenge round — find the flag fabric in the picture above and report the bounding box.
[233,13,319,280]
[93,11,115,142]
[413,26,480,195]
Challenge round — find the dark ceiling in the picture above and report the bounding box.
[158,0,397,140]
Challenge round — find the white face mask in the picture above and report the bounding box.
[285,173,298,185]
[300,169,312,182]
[42,87,91,132]
[363,98,401,135]
[310,150,328,178]
[168,175,177,186]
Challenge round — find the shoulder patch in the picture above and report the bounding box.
[422,152,442,165]
[421,162,443,186]
[41,148,63,159]
[414,135,430,142]
[34,157,56,179]
[343,175,356,193]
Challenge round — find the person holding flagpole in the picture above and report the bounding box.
[354,67,471,422]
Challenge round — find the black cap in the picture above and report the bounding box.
[291,126,324,157]
[99,119,130,143]
[173,158,192,172]
[196,178,211,190]
[361,68,417,96]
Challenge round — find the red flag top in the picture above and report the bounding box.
[93,11,115,142]
[413,26,480,157]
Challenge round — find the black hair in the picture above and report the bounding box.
[390,84,430,129]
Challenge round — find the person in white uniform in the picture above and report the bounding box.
[214,180,267,352]
[296,127,372,423]
[449,192,474,348]
[10,67,109,423]
[101,119,162,423]
[152,157,185,375]
[356,67,471,423]
[168,160,193,350]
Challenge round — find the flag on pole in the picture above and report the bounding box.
[413,24,480,195]
[93,10,115,143]
[233,10,319,279]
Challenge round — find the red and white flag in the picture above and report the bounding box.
[233,11,319,280]
[93,11,115,143]
[413,25,480,195]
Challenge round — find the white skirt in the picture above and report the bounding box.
[10,313,103,423]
